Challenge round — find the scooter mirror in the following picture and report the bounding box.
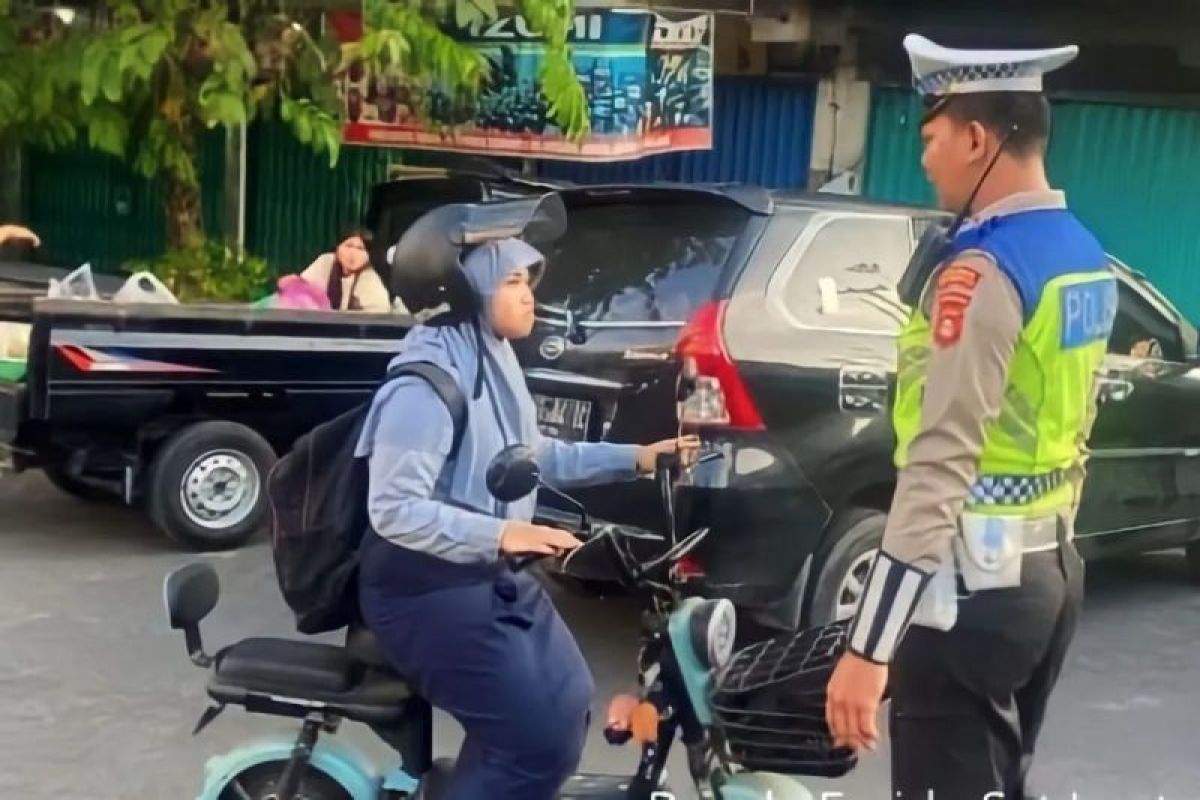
[485,444,541,502]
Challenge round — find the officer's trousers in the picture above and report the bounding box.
[360,566,595,800]
[889,533,1085,800]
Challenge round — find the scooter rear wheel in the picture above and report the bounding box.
[218,761,352,800]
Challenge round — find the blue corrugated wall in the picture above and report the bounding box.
[539,76,816,188]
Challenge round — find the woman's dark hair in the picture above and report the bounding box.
[928,92,1052,157]
[328,225,375,310]
[336,225,373,250]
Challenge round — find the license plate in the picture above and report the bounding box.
[534,394,592,441]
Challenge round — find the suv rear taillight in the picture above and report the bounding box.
[675,300,764,431]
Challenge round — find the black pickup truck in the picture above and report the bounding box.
[4,176,1200,635]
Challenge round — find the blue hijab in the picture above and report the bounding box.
[355,237,637,566]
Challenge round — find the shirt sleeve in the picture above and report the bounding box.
[847,252,1024,664]
[534,436,641,489]
[367,377,506,564]
[300,253,332,284]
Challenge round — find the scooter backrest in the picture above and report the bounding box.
[163,562,219,630]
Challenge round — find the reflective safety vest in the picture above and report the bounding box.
[893,209,1117,516]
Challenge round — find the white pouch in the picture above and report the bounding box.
[113,271,178,305]
[954,512,1024,592]
[909,554,958,632]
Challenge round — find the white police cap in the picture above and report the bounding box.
[904,34,1079,97]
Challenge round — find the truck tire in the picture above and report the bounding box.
[808,508,885,626]
[146,421,277,551]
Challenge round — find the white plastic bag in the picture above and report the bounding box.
[113,271,179,305]
[47,263,100,301]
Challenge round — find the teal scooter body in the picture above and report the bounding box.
[166,449,848,800]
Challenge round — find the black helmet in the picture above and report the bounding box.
[709,620,860,778]
[388,192,567,320]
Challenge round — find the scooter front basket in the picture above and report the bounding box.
[709,620,858,778]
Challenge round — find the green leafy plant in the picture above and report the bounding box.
[125,240,271,303]
[0,0,590,277]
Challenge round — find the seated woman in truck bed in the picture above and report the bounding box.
[300,226,391,313]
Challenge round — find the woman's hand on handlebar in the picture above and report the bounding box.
[636,435,701,474]
[499,522,582,558]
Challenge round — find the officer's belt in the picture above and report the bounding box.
[969,469,1066,506]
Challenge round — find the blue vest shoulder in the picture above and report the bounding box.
[951,209,1110,318]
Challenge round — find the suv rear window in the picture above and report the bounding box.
[535,202,750,323]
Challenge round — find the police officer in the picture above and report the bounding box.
[825,35,1117,798]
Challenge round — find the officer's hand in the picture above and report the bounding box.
[825,651,887,752]
[499,522,581,557]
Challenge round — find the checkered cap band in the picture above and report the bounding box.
[916,62,1026,95]
[970,470,1066,506]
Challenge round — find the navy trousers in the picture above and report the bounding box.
[360,543,594,800]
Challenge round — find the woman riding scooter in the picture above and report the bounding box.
[354,198,697,800]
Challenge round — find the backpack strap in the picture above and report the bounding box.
[380,362,468,458]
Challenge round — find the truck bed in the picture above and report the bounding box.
[4,297,415,461]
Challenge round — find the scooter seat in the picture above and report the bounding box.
[216,637,355,693]
[207,637,414,726]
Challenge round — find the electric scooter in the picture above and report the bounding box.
[164,446,855,799]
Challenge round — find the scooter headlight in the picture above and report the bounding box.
[690,598,737,671]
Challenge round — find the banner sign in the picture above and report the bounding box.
[330,7,713,162]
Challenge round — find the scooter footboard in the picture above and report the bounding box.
[195,735,383,800]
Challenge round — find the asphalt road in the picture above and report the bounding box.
[3,471,1199,800]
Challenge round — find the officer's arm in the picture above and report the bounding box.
[847,254,1024,664]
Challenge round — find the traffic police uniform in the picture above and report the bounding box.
[845,36,1119,798]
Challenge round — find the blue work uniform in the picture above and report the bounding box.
[355,238,639,800]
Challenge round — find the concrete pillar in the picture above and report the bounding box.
[808,35,871,193]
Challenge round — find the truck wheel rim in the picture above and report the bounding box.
[180,450,259,531]
[835,548,879,621]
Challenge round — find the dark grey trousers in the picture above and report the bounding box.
[889,534,1085,800]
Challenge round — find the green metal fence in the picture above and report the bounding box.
[863,87,1200,322]
[245,121,397,273]
[23,121,401,277]
[26,130,225,273]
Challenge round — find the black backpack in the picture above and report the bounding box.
[268,361,467,634]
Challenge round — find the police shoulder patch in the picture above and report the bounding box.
[932,263,982,347]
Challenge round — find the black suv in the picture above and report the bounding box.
[369,174,1200,631]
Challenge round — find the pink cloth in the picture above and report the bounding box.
[273,275,331,310]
